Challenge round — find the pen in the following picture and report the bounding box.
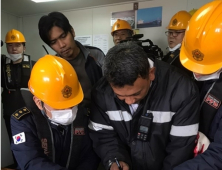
[114,157,123,170]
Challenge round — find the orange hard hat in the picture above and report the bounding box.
[166,11,191,30]
[28,55,83,109]
[188,8,198,16]
[111,19,132,35]
[5,29,26,43]
[180,0,222,74]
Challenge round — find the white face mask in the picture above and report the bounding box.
[169,43,181,52]
[45,106,78,125]
[7,53,23,61]
[193,69,222,81]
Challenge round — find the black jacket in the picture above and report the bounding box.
[163,49,193,78]
[73,41,103,86]
[1,54,35,116]
[89,60,200,170]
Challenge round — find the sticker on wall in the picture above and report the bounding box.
[133,29,140,35]
[133,2,138,10]
[111,10,135,29]
[137,6,162,28]
[75,35,92,46]
[93,34,109,55]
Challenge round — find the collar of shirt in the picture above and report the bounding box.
[168,43,181,52]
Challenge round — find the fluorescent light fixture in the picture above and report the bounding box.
[31,0,59,3]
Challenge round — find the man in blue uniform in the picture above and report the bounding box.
[10,55,100,170]
[173,1,222,169]
[89,41,200,170]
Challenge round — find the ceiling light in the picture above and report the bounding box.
[31,0,59,3]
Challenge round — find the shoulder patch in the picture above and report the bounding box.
[74,127,85,135]
[12,107,30,120]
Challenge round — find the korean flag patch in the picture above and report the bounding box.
[13,132,26,145]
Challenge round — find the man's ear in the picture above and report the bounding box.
[23,46,26,53]
[149,67,156,81]
[33,96,43,110]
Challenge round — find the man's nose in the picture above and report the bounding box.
[124,97,136,105]
[12,46,17,50]
[169,34,174,38]
[58,39,65,48]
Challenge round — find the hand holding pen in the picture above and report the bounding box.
[110,158,129,170]
[115,158,123,170]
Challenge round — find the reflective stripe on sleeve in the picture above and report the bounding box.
[147,110,175,123]
[88,120,114,131]
[106,111,132,121]
[106,110,175,123]
[170,123,199,137]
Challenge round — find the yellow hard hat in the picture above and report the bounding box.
[28,55,83,109]
[180,0,222,74]
[5,29,26,43]
[166,11,191,30]
[111,19,132,35]
[188,8,198,16]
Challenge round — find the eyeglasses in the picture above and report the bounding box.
[165,31,185,37]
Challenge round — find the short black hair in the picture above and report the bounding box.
[103,41,150,87]
[38,11,72,45]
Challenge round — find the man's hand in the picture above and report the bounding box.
[110,161,129,170]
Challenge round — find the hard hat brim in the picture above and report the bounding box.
[180,43,222,74]
[166,26,186,30]
[5,40,26,43]
[47,83,84,109]
[29,81,84,110]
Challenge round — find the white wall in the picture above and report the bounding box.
[1,11,20,167]
[20,0,212,61]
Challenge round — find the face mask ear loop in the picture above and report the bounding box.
[41,101,45,111]
[41,101,48,118]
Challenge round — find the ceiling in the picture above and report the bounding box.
[1,0,142,16]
